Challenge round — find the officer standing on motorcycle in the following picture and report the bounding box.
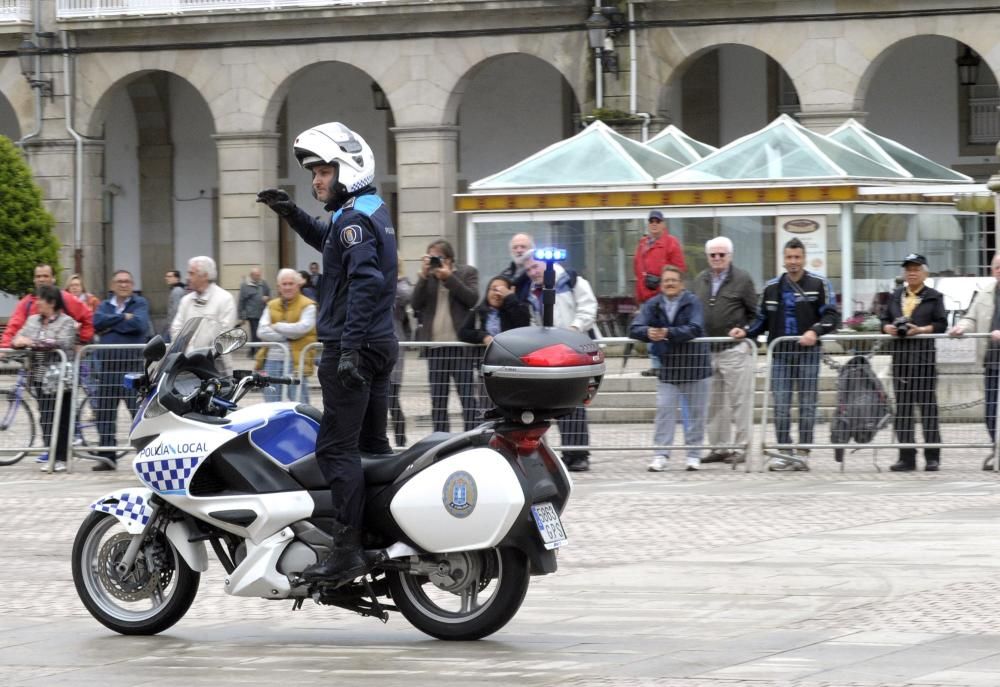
[257,122,397,586]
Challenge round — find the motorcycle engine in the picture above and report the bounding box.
[277,542,318,576]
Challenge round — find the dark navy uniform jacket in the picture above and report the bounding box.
[285,189,397,350]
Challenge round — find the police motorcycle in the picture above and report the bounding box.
[71,250,605,640]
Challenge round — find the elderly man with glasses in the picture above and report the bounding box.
[170,256,238,352]
[692,237,759,466]
[91,270,151,471]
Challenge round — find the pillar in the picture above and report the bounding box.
[212,132,280,293]
[391,125,459,264]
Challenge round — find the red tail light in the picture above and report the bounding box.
[520,344,604,367]
[491,425,550,455]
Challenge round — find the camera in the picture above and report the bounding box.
[428,255,443,269]
[892,316,911,338]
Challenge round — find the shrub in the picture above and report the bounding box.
[0,135,59,296]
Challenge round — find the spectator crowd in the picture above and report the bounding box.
[10,209,1000,477]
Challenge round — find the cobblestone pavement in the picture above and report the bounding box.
[2,449,1000,686]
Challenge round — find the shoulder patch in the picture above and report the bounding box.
[353,195,384,218]
[340,224,364,248]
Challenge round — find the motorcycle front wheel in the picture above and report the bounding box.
[72,511,200,635]
[387,547,529,640]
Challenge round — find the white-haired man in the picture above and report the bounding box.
[501,232,535,284]
[170,255,238,350]
[691,237,758,465]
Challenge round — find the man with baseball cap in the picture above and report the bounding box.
[881,253,947,472]
[634,210,686,375]
[634,211,685,304]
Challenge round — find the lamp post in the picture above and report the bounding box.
[17,38,53,98]
[371,82,390,111]
[585,6,609,109]
[956,46,981,87]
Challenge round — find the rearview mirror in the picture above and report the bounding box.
[144,336,166,364]
[213,327,248,356]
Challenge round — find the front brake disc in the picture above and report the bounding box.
[96,533,161,602]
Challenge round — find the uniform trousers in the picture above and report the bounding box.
[315,341,396,529]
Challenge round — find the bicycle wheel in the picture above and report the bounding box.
[0,389,37,465]
[75,391,127,461]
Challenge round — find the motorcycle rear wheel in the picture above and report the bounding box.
[72,511,200,635]
[387,547,529,640]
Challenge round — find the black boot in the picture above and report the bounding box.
[890,448,917,472]
[301,521,370,586]
[924,448,940,472]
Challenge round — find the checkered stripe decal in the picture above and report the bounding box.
[90,492,152,527]
[136,457,199,493]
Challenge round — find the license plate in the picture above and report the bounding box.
[530,502,567,550]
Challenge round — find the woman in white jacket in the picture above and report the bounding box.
[522,258,598,472]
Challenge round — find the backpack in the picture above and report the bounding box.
[830,355,892,446]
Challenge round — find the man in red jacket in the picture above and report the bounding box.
[634,210,686,304]
[2,264,94,348]
[633,210,686,376]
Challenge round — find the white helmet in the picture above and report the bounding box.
[293,122,375,195]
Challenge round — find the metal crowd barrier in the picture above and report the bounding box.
[68,342,292,464]
[70,344,147,465]
[296,337,757,471]
[9,331,991,476]
[0,347,69,473]
[758,333,999,473]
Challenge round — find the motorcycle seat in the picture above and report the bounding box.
[361,432,453,484]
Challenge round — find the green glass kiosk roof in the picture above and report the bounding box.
[659,114,906,184]
[828,119,971,182]
[470,120,685,190]
[645,125,716,165]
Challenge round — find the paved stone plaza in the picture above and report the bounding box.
[2,449,1000,686]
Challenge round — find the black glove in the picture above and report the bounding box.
[643,273,661,291]
[256,188,296,217]
[337,349,367,390]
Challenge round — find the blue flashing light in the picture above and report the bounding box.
[533,247,567,262]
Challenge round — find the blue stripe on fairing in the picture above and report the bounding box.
[224,418,267,433]
[249,409,320,466]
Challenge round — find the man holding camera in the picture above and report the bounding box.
[412,239,480,432]
[881,253,947,472]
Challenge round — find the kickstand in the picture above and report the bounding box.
[291,597,304,611]
[363,578,389,623]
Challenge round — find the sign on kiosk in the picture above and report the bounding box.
[777,215,827,275]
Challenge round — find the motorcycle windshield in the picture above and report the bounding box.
[149,317,207,385]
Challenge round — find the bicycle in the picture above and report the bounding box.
[72,361,129,463]
[0,353,39,465]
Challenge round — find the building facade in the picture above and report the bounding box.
[0,0,997,315]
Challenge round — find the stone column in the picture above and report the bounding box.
[212,132,280,293]
[25,138,105,292]
[390,125,459,262]
[138,143,173,315]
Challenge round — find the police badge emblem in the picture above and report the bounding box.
[340,224,363,248]
[442,471,478,519]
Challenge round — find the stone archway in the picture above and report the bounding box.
[91,70,217,322]
[859,35,999,171]
[452,53,581,187]
[657,43,801,147]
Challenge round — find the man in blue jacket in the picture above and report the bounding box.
[733,238,840,471]
[630,265,712,472]
[257,121,396,587]
[91,270,150,471]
